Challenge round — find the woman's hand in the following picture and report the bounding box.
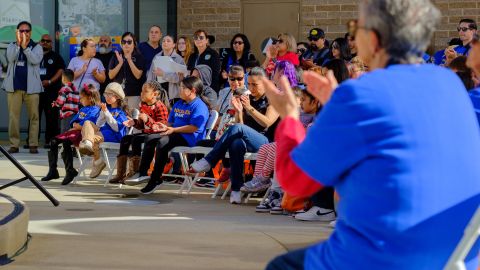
[302,70,338,105]
[262,76,299,120]
[221,70,228,79]
[239,95,252,110]
[115,51,124,66]
[231,96,243,112]
[266,45,278,59]
[153,67,164,77]
[160,126,175,136]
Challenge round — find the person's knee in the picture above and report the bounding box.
[230,138,246,153]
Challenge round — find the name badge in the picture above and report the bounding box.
[40,68,47,75]
[17,61,25,67]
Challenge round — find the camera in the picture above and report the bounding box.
[233,87,251,96]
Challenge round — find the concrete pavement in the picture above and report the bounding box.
[0,148,332,270]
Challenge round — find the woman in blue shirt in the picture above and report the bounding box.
[263,0,480,269]
[135,76,209,194]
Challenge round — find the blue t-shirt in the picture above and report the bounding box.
[13,40,35,91]
[70,105,100,127]
[138,42,162,71]
[168,97,209,147]
[469,87,480,127]
[100,107,128,143]
[292,64,480,270]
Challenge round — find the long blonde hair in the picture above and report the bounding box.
[177,36,194,63]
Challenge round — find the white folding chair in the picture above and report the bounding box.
[444,206,480,270]
[163,110,219,194]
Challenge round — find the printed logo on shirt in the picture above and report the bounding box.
[205,54,211,60]
[78,111,87,119]
[174,108,191,118]
[111,111,120,118]
[48,59,53,64]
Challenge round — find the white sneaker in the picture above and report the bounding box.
[79,140,94,156]
[229,191,242,204]
[190,158,211,173]
[89,159,106,179]
[124,173,151,186]
[294,206,336,222]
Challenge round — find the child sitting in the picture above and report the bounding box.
[109,80,170,184]
[79,82,129,179]
[52,69,80,133]
[42,84,101,185]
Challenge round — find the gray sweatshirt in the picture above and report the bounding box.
[2,42,43,94]
[147,51,185,101]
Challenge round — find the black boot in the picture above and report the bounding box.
[41,150,60,181]
[61,143,78,185]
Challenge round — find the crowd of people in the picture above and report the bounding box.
[2,0,480,267]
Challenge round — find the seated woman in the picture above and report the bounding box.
[79,82,129,179]
[41,84,101,185]
[128,76,210,194]
[190,67,279,204]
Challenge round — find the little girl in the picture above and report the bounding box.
[109,80,170,184]
[41,84,101,185]
[52,69,80,133]
[79,82,129,179]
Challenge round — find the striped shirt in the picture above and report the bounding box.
[54,83,80,119]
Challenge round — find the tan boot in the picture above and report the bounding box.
[109,155,128,184]
[125,156,141,179]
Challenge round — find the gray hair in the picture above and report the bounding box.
[248,67,266,78]
[360,0,441,64]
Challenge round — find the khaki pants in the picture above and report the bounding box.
[7,91,40,148]
[81,121,104,160]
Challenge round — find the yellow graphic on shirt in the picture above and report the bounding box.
[174,108,191,118]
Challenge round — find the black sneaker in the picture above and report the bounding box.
[195,179,215,187]
[141,179,163,194]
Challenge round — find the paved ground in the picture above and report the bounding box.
[0,148,332,270]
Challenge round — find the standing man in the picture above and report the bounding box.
[2,21,43,154]
[38,34,65,148]
[95,35,114,96]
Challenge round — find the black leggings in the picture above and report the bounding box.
[150,133,189,181]
[119,133,148,156]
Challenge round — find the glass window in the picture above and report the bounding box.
[58,0,128,62]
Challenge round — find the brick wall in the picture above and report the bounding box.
[177,0,479,52]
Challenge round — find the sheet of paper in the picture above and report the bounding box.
[262,38,273,54]
[152,56,189,83]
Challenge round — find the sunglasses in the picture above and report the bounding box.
[233,41,244,45]
[308,37,319,42]
[18,29,31,33]
[297,48,306,54]
[229,76,244,82]
[40,39,52,43]
[121,40,133,45]
[194,35,206,41]
[457,27,473,32]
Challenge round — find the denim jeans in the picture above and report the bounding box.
[205,124,269,191]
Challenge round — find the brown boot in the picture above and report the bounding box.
[125,156,141,179]
[109,155,128,184]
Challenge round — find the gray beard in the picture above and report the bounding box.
[99,47,112,54]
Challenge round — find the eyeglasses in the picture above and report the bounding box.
[121,40,133,45]
[229,76,244,82]
[18,29,30,33]
[457,27,473,32]
[233,41,244,45]
[193,35,206,41]
[40,39,52,43]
